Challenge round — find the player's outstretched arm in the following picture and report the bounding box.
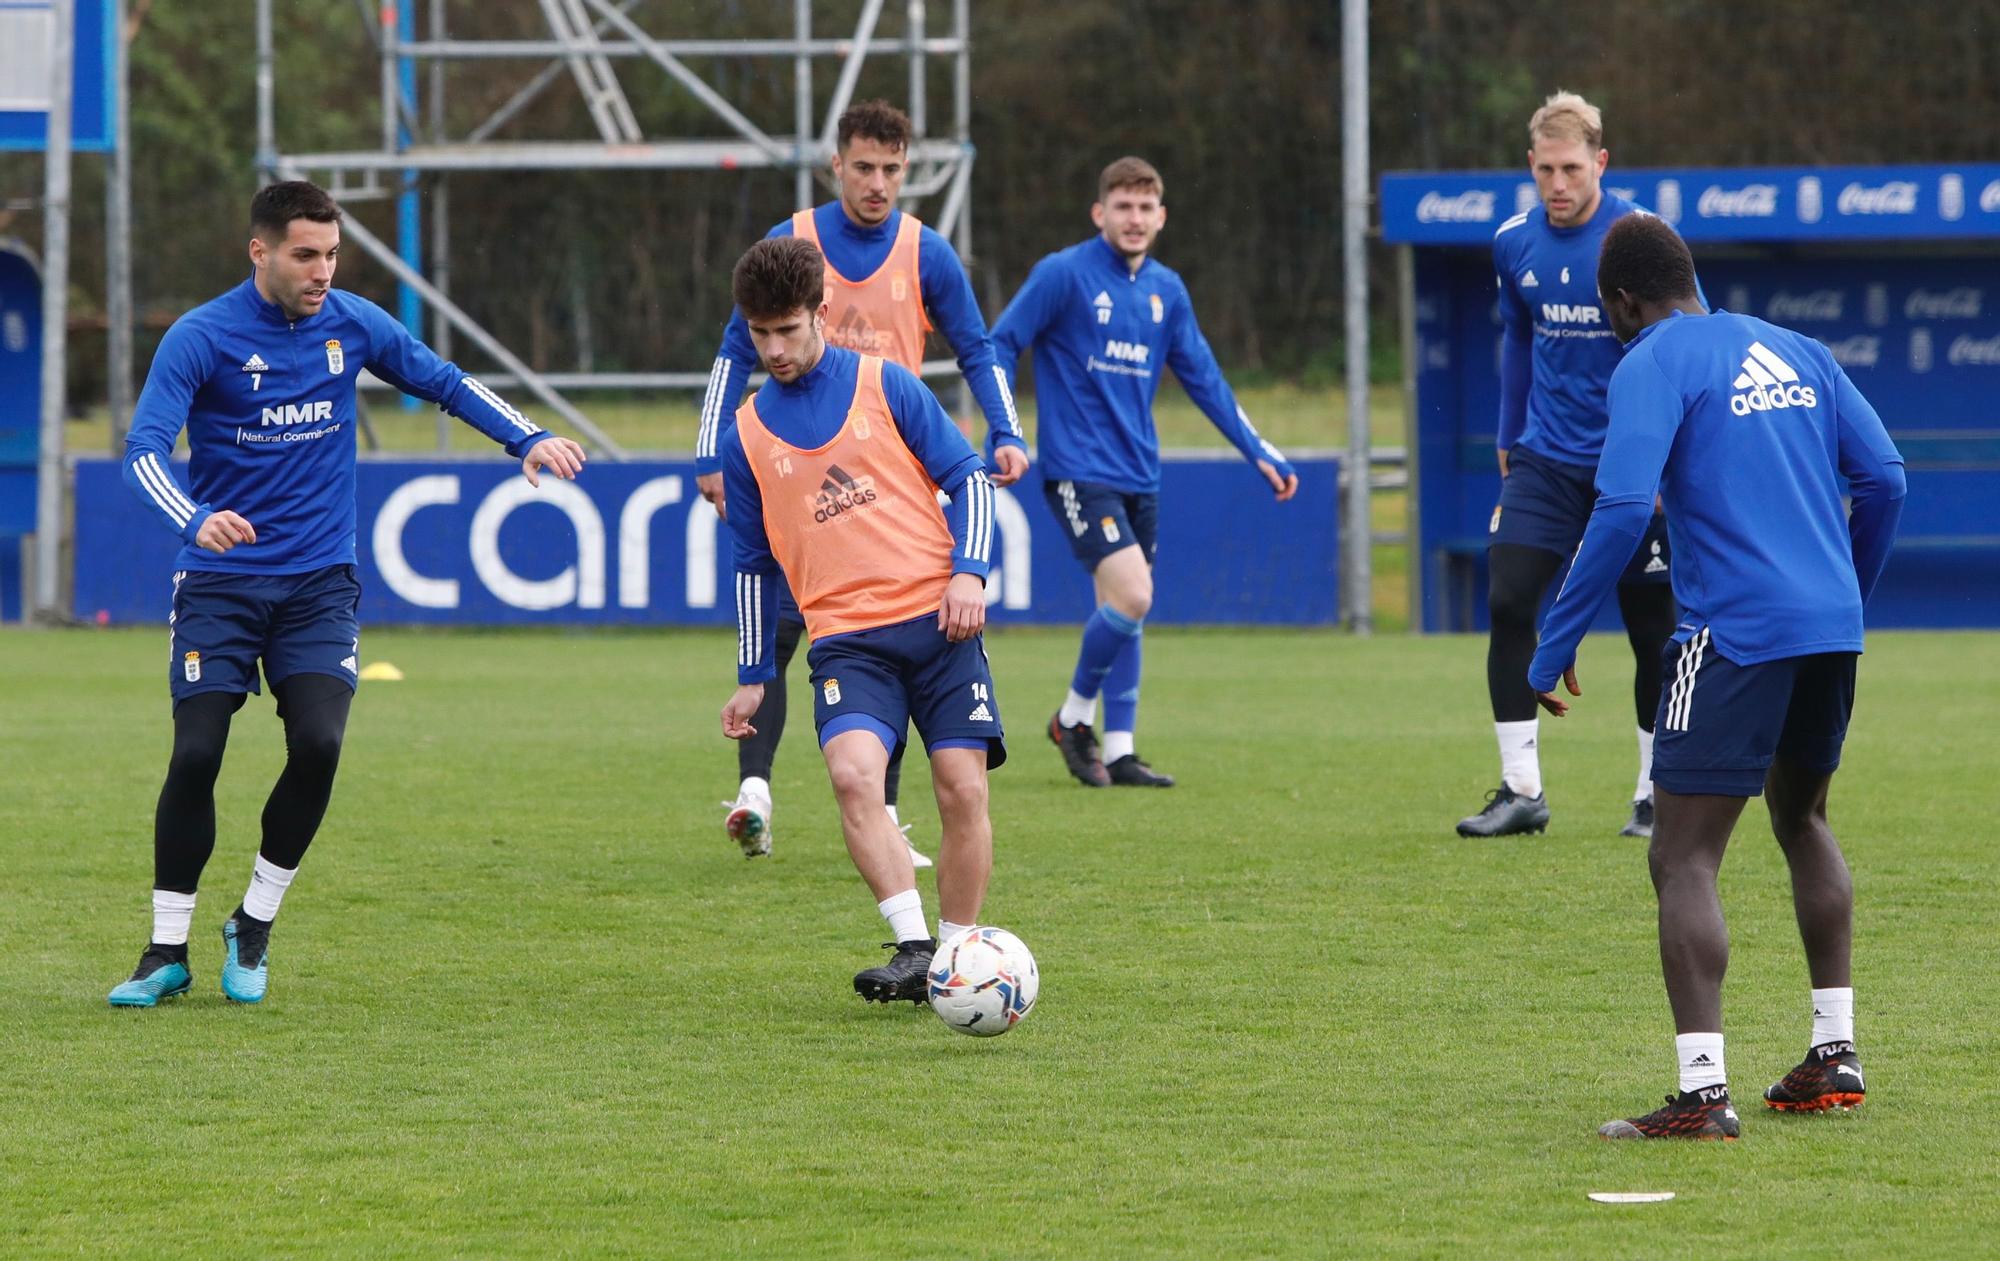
[1162,291,1299,501]
[521,436,587,487]
[919,227,1028,486]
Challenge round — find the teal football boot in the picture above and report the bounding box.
[220,908,272,1004]
[108,944,193,1008]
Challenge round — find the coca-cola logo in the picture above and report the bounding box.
[1767,290,1845,322]
[1417,190,1496,223]
[1822,335,1881,368]
[1982,180,2000,214]
[1904,288,1983,320]
[1947,334,2000,366]
[1836,182,1919,216]
[1696,184,1778,217]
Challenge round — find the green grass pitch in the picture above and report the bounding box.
[2,625,1996,1256]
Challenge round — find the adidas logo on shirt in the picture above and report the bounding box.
[1092,290,1113,324]
[241,354,269,372]
[1520,270,1539,287]
[1729,341,1819,416]
[968,702,994,723]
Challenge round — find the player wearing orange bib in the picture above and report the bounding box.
[719,237,1005,1005]
[696,99,1024,865]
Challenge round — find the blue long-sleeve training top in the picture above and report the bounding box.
[1529,309,1907,691]
[988,234,1293,495]
[124,277,549,574]
[1494,191,1679,466]
[722,344,992,683]
[695,203,1022,474]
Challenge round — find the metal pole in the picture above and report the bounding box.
[952,0,971,262]
[794,0,812,207]
[907,1,926,137]
[1341,0,1372,633]
[255,0,276,180]
[35,0,75,621]
[1397,244,1421,633]
[817,0,885,152]
[430,0,452,449]
[107,0,133,449]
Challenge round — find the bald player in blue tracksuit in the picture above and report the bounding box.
[107,180,580,1010]
[1528,212,1903,1140]
[990,157,1298,789]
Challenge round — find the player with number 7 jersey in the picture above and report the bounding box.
[718,236,1008,1008]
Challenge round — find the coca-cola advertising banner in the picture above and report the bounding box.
[1381,164,2000,245]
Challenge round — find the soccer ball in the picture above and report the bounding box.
[928,926,1038,1037]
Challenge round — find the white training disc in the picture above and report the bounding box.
[1587,1192,1675,1204]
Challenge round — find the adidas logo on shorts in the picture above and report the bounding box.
[968,702,994,723]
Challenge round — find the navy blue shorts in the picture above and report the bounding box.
[1491,446,1671,585]
[1043,479,1159,571]
[168,564,361,703]
[1651,629,1857,797]
[808,613,1006,769]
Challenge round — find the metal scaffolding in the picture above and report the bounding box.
[253,0,978,460]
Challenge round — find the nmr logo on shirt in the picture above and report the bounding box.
[260,400,336,427]
[1540,303,1601,324]
[1102,339,1150,364]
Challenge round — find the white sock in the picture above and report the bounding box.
[1102,730,1135,764]
[738,775,771,806]
[1676,1032,1727,1094]
[877,888,929,944]
[1495,719,1542,798]
[1635,726,1655,802]
[151,889,196,946]
[241,855,297,923]
[885,802,901,828]
[938,919,973,947]
[1811,987,1855,1048]
[1058,689,1096,729]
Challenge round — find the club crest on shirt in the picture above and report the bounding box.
[823,677,842,705]
[325,339,345,375]
[1150,293,1164,323]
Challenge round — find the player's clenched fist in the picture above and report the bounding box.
[195,510,257,554]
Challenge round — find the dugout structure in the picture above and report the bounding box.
[1383,163,2000,633]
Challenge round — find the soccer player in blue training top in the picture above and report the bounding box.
[695,100,1025,866]
[108,180,585,1008]
[1529,213,1905,1140]
[717,236,1003,1004]
[1460,91,1682,841]
[991,156,1298,789]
